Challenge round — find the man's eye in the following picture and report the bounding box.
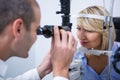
[36,25,41,34]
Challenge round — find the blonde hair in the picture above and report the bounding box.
[77,6,116,50]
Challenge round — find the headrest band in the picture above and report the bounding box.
[72,14,110,20]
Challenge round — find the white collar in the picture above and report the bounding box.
[0,59,7,78]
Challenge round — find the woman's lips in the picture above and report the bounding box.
[80,41,88,45]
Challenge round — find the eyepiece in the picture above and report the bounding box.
[37,25,71,38]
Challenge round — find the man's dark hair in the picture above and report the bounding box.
[0,0,35,34]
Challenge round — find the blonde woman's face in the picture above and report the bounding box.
[77,25,102,50]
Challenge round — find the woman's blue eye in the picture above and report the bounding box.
[76,27,81,30]
[85,30,93,32]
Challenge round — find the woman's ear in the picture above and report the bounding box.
[12,18,24,38]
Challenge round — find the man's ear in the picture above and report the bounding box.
[12,18,24,38]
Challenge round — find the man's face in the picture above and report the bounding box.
[13,5,41,58]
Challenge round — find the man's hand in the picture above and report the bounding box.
[50,26,77,78]
[37,52,52,79]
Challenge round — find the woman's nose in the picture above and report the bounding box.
[77,30,86,40]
